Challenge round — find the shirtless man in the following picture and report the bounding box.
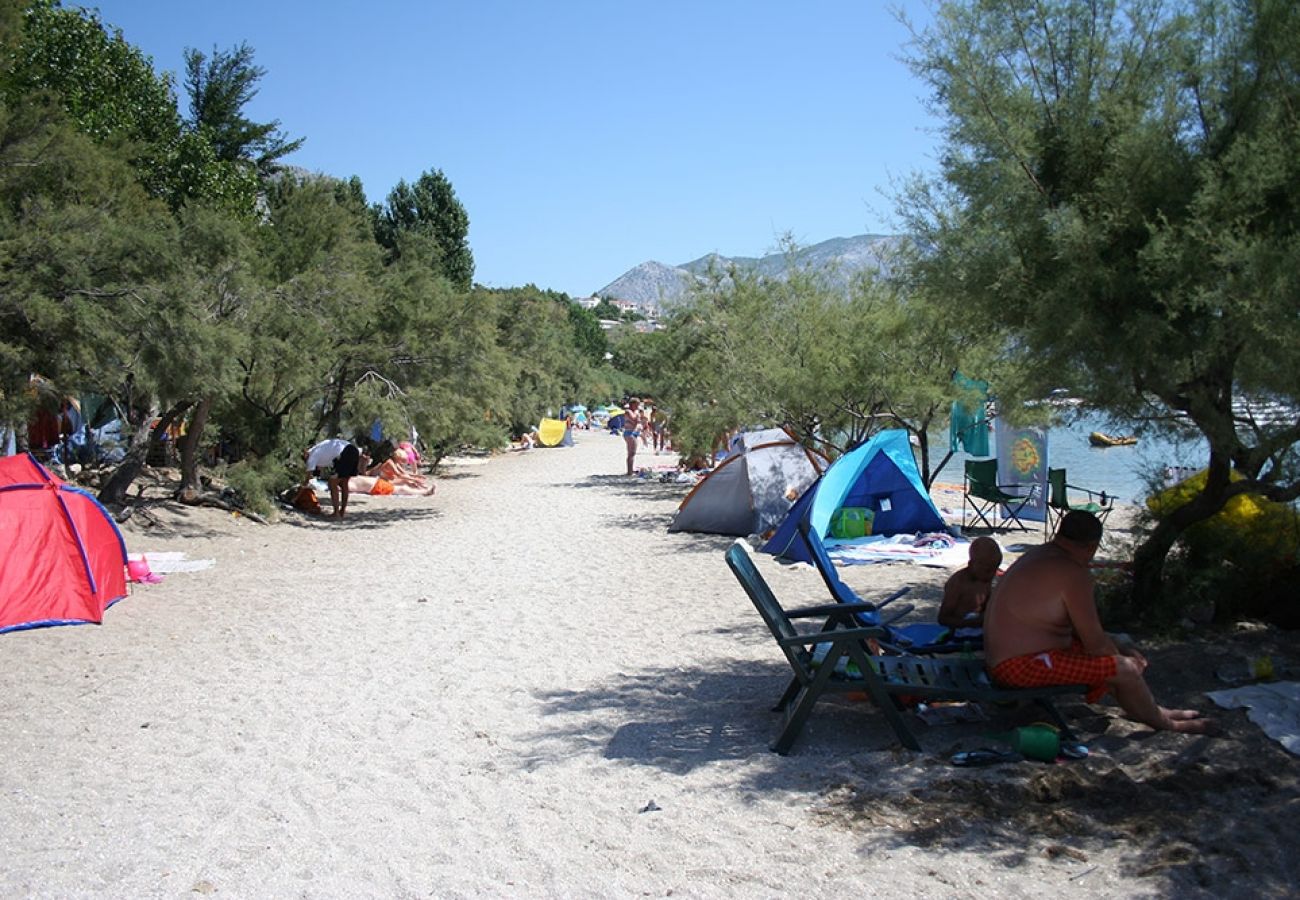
[984,510,1213,733]
[938,536,1001,630]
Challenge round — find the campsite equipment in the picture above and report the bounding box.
[763,429,945,563]
[795,517,968,654]
[670,428,826,537]
[1045,467,1112,535]
[963,458,1037,532]
[726,540,1088,754]
[829,507,873,539]
[0,452,128,633]
[1003,724,1061,762]
[536,418,573,447]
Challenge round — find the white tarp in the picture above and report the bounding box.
[1207,681,1300,755]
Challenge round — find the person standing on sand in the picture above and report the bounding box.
[984,510,1214,733]
[304,438,363,519]
[622,398,647,475]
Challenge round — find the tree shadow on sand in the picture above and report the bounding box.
[521,654,1298,897]
[280,506,443,531]
[569,473,692,503]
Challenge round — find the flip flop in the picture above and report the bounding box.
[1059,741,1090,760]
[951,748,1023,767]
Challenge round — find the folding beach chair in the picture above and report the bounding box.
[1045,468,1112,536]
[726,540,1086,754]
[963,458,1036,532]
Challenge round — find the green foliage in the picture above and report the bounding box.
[566,299,608,365]
[7,1,175,146]
[640,246,1000,481]
[374,169,475,290]
[899,0,1300,597]
[5,1,254,213]
[0,105,177,417]
[217,455,285,518]
[183,42,304,177]
[0,4,617,511]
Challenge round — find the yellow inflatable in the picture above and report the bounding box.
[1148,469,1299,559]
[536,418,569,448]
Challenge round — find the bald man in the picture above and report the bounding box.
[984,511,1213,734]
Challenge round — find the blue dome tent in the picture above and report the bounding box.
[763,429,945,562]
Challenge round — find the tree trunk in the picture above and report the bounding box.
[1129,451,1235,608]
[320,363,349,436]
[176,395,213,502]
[98,401,189,506]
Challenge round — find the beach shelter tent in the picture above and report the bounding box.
[669,428,827,536]
[762,429,945,562]
[0,453,128,633]
[536,418,573,447]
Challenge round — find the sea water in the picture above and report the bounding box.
[928,411,1210,505]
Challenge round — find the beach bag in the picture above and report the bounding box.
[292,485,323,515]
[829,507,874,539]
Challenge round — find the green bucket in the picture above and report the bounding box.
[1007,724,1060,762]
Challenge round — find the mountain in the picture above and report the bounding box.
[595,234,904,311]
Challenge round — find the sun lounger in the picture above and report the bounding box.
[726,540,1087,754]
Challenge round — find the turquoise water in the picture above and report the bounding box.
[928,411,1210,505]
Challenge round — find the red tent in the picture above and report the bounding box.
[0,453,128,633]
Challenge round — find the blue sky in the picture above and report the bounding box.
[87,1,941,297]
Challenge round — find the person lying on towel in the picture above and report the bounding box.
[348,475,436,497]
[984,510,1214,734]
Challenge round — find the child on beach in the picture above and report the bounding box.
[938,536,1002,631]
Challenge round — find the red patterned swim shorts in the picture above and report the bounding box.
[990,643,1117,704]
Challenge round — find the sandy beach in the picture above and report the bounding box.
[1,429,1296,898]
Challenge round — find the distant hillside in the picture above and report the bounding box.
[595,234,904,311]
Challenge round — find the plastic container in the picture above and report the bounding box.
[830,507,874,539]
[1007,724,1060,762]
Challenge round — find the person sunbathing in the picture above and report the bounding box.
[938,536,1001,630]
[347,475,436,496]
[366,456,433,490]
[984,510,1214,733]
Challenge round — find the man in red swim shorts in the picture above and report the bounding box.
[984,510,1214,733]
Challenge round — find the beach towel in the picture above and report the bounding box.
[826,532,969,568]
[127,552,215,574]
[1207,681,1300,755]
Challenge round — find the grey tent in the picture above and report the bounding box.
[669,428,826,536]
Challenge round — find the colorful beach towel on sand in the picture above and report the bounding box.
[825,532,969,568]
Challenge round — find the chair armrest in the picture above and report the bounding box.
[879,604,917,627]
[786,601,881,619]
[1067,483,1112,505]
[874,587,912,609]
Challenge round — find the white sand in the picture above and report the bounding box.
[0,431,1256,897]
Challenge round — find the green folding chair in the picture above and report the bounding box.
[1046,468,1112,536]
[962,458,1037,532]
